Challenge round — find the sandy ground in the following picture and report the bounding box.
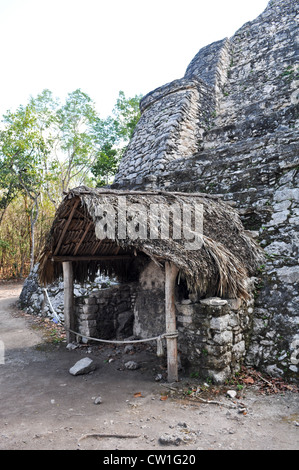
[0,281,298,452]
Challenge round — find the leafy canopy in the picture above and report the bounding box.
[0,87,142,275]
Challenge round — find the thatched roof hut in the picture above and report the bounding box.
[38,186,261,300]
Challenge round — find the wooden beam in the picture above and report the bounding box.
[91,239,103,256]
[54,199,80,256]
[63,188,220,200]
[62,261,75,344]
[73,221,93,255]
[52,255,132,262]
[165,261,179,383]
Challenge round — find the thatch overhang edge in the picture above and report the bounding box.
[38,186,263,300]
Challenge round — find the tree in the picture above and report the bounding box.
[28,89,61,208]
[55,89,99,194]
[27,88,101,203]
[91,91,142,186]
[0,102,49,271]
[91,143,118,187]
[112,90,142,144]
[0,87,142,277]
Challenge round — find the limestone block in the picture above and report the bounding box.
[267,210,289,227]
[200,298,228,307]
[177,315,193,324]
[274,187,299,203]
[207,351,232,369]
[209,314,230,332]
[227,298,242,311]
[208,366,231,385]
[205,343,229,357]
[83,304,99,315]
[228,313,240,328]
[84,296,97,305]
[212,330,233,345]
[232,340,246,359]
[273,200,292,212]
[176,303,194,316]
[276,266,299,284]
[234,333,244,344]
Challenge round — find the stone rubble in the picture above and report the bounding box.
[18,264,117,324]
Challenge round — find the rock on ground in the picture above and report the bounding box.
[69,357,95,376]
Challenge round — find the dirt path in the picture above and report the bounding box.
[0,281,298,451]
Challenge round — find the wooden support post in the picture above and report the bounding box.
[165,261,179,383]
[63,261,75,344]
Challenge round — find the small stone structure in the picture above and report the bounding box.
[18,264,114,322]
[21,263,254,383]
[176,297,253,383]
[73,260,254,384]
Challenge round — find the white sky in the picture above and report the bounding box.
[0,0,269,118]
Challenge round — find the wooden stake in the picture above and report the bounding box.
[63,261,75,343]
[165,261,179,383]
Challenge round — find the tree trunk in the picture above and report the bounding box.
[29,195,39,273]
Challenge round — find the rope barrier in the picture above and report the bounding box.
[43,288,178,356]
[66,328,178,344]
[66,329,178,358]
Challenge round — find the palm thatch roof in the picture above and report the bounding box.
[38,186,262,300]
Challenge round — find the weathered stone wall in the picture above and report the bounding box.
[74,260,252,383]
[112,0,299,381]
[114,77,215,187]
[18,264,112,322]
[177,297,253,384]
[21,264,255,382]
[74,283,137,342]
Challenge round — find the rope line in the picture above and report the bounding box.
[44,288,178,347]
[66,328,178,345]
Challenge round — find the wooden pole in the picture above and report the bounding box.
[165,261,179,383]
[54,199,80,256]
[52,255,132,262]
[63,261,75,344]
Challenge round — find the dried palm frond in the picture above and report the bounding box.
[38,186,262,299]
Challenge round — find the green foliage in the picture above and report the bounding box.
[0,102,46,193]
[91,143,119,187]
[113,90,142,142]
[91,90,142,186]
[0,87,142,278]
